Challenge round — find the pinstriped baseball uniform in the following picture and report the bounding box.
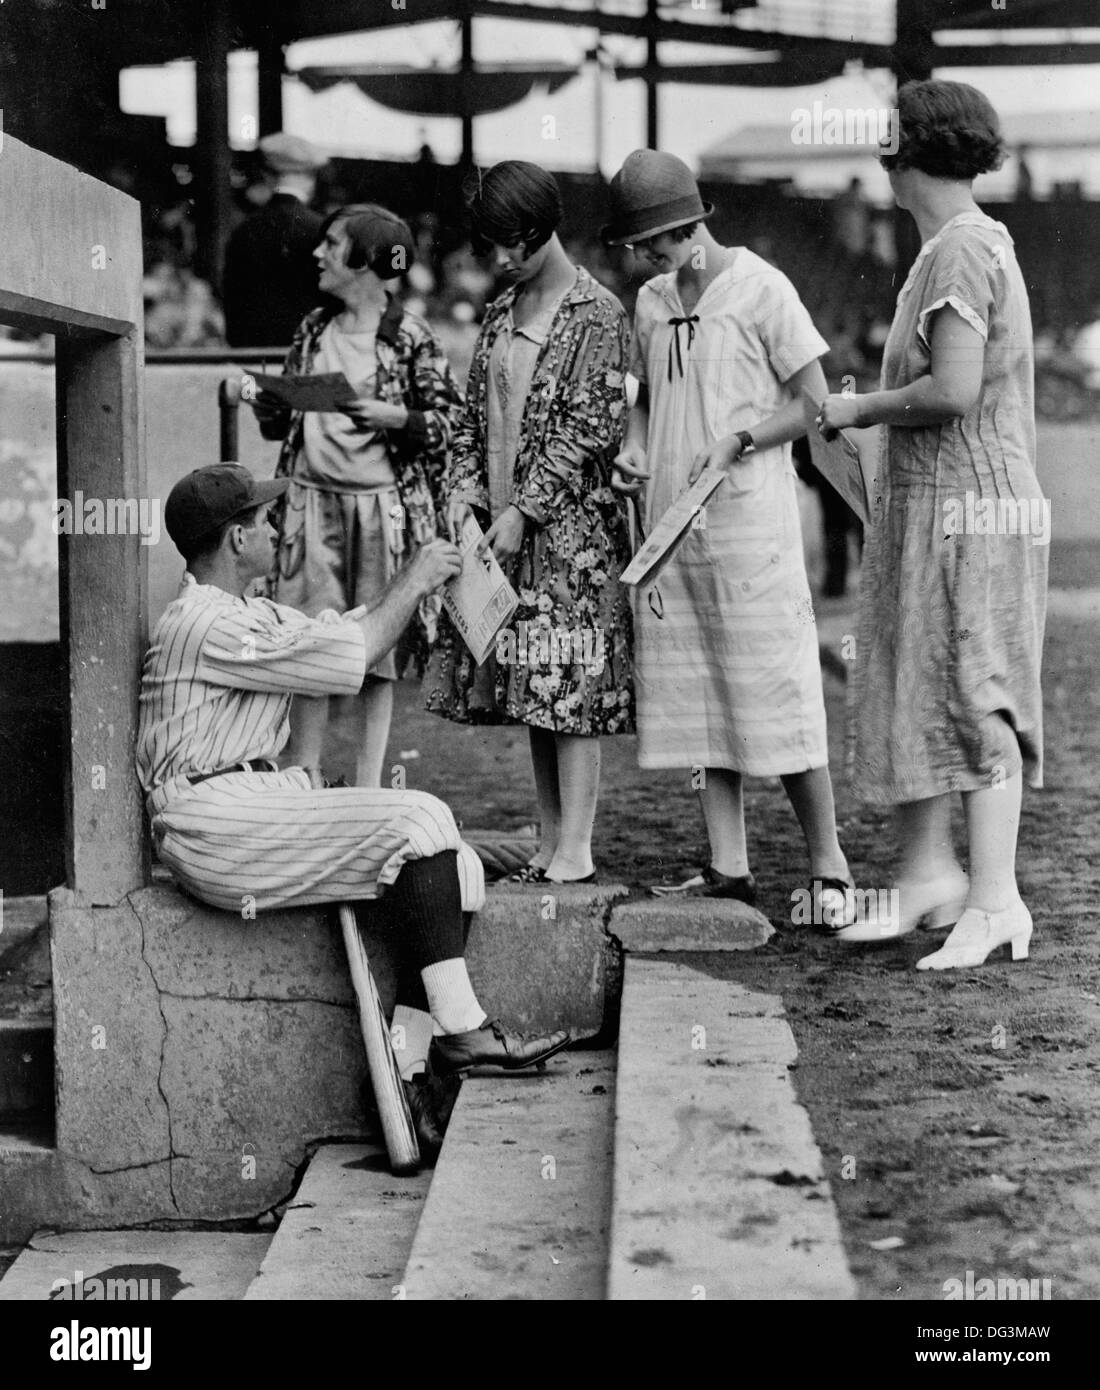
[137,574,484,914]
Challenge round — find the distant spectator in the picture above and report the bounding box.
[868,209,896,268]
[143,261,224,349]
[1015,146,1034,201]
[1072,302,1100,390]
[144,196,199,271]
[223,133,329,348]
[792,435,862,599]
[436,245,493,323]
[749,234,777,265]
[833,177,870,257]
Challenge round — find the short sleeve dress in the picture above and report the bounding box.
[630,250,831,776]
[849,210,1048,803]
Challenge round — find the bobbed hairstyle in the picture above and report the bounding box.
[882,80,1005,180]
[465,161,563,257]
[321,202,416,278]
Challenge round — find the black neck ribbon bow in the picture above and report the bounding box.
[667,314,700,381]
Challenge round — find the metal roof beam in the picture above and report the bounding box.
[934,42,1100,66]
[469,2,842,49]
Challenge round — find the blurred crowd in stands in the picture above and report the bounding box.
[2,141,1100,423]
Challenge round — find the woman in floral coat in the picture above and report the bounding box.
[423,162,635,884]
[252,203,462,786]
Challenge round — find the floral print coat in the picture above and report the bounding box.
[423,267,636,735]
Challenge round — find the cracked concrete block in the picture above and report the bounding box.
[50,889,171,1170]
[134,886,371,1004]
[160,997,366,1158]
[464,883,627,1038]
[170,1154,304,1224]
[610,897,774,953]
[0,1149,178,1244]
[37,877,626,1228]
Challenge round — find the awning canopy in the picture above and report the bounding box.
[295,62,580,117]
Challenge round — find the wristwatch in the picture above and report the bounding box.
[735,430,757,457]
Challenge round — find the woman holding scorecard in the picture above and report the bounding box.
[607,150,854,923]
[251,203,462,786]
[819,81,1047,969]
[424,162,635,885]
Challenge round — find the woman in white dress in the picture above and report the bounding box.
[607,150,854,927]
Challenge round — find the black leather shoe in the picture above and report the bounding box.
[403,1075,446,1164]
[429,1019,571,1076]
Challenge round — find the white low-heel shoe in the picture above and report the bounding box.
[834,871,969,944]
[915,900,1033,971]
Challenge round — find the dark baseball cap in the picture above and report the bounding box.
[165,464,289,553]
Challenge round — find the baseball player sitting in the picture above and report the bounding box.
[137,464,570,1157]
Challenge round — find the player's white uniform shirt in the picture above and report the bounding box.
[137,574,484,913]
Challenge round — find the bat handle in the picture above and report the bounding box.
[820,426,839,443]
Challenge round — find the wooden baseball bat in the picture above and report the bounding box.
[305,769,419,1174]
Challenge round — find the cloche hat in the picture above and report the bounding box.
[602,149,713,246]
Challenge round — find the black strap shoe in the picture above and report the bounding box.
[652,867,757,902]
[702,866,757,902]
[429,1019,571,1077]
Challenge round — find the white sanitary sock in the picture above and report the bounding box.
[420,958,487,1037]
[390,1004,434,1081]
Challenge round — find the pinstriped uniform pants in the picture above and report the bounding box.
[151,768,485,917]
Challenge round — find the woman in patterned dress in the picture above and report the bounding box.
[820,81,1048,969]
[252,204,463,786]
[423,162,634,884]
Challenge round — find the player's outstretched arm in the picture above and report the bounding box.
[353,538,461,674]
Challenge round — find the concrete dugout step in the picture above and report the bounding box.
[0,1230,271,1300]
[608,958,856,1300]
[245,1142,431,1300]
[402,1049,615,1301]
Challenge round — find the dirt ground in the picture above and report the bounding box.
[320,575,1100,1302]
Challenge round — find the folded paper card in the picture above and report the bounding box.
[443,515,519,666]
[246,371,356,413]
[620,469,727,588]
[800,387,878,526]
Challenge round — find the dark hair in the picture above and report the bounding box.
[882,80,1005,180]
[668,221,699,243]
[181,502,267,565]
[465,161,562,257]
[321,203,416,277]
